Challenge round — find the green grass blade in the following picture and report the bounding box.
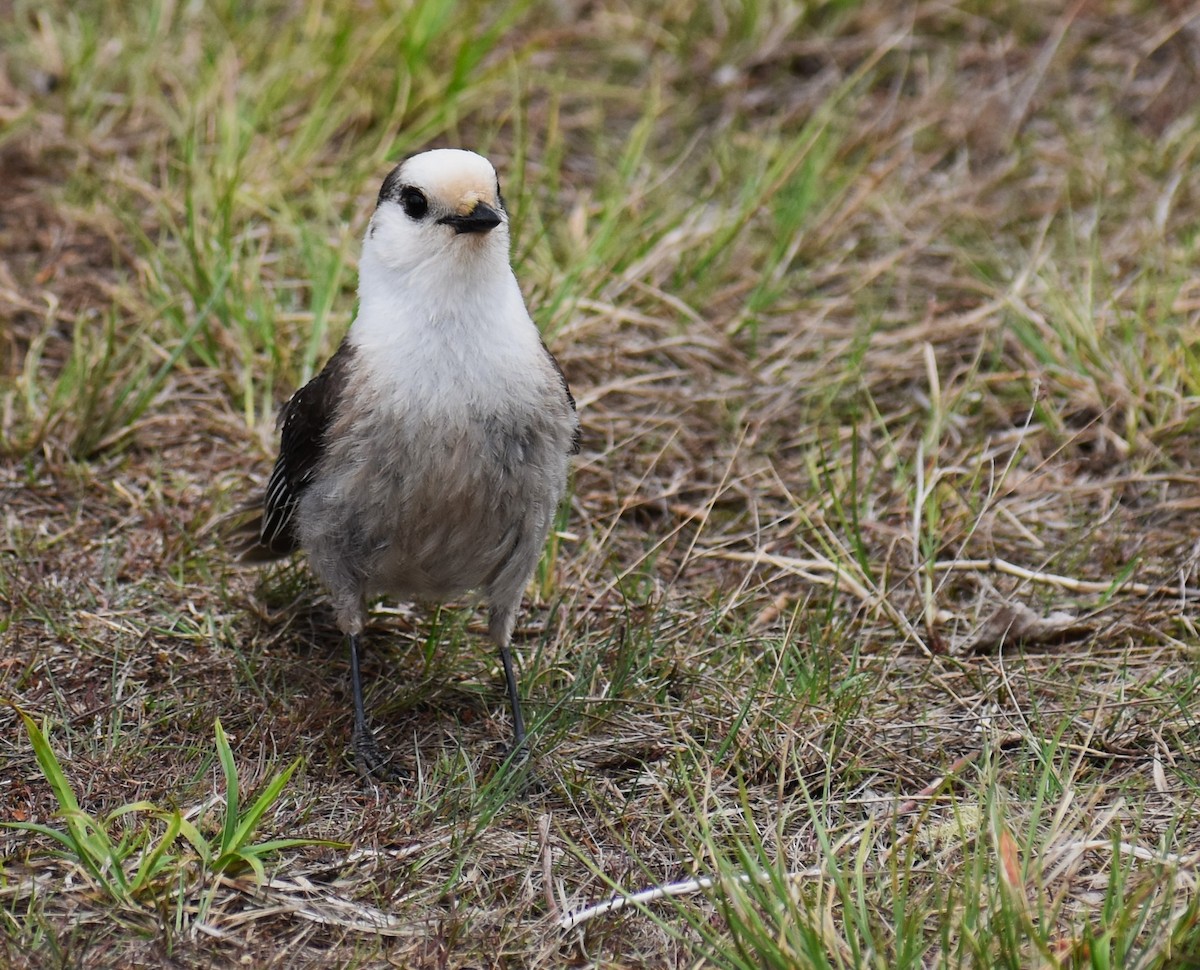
[241,837,348,854]
[14,709,81,816]
[129,811,182,893]
[213,719,240,854]
[228,760,299,851]
[0,821,86,854]
[173,816,213,867]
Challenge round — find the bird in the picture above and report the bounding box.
[234,148,580,780]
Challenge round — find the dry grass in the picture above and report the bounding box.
[3,0,1200,966]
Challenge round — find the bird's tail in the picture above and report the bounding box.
[202,501,299,564]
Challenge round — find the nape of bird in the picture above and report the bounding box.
[234,149,580,780]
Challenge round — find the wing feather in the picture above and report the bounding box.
[238,340,356,561]
[541,338,581,455]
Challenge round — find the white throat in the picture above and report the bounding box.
[347,233,544,414]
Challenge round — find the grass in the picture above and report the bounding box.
[3,0,1200,966]
[2,710,340,927]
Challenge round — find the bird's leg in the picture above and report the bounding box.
[498,638,527,754]
[348,631,405,782]
[489,606,529,767]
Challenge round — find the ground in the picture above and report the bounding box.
[2,1,1199,967]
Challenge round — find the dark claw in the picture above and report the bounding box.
[498,739,549,797]
[501,738,532,771]
[352,726,408,783]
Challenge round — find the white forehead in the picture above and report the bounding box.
[400,149,497,200]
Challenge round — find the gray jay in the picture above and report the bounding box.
[236,149,580,779]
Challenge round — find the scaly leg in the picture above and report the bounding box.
[497,637,527,754]
[348,632,405,782]
[489,605,530,766]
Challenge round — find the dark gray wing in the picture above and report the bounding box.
[243,340,356,560]
[541,338,581,455]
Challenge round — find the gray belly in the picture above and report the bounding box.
[299,413,565,603]
[368,468,531,599]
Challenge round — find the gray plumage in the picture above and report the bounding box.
[294,337,577,641]
[235,149,579,778]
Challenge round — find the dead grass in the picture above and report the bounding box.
[3,0,1200,967]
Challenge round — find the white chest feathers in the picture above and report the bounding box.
[349,244,551,421]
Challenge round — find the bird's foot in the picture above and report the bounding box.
[352,727,408,783]
[497,738,550,797]
[500,738,531,772]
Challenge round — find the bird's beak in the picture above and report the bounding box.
[438,201,502,235]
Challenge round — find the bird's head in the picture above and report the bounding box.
[364,149,510,276]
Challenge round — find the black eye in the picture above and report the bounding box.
[399,186,428,220]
